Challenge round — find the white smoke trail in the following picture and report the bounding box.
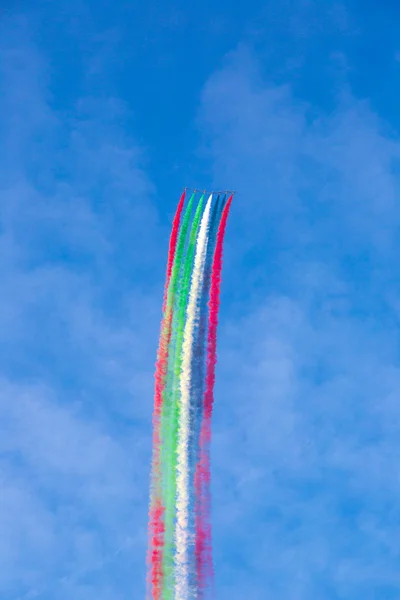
[175,194,213,599]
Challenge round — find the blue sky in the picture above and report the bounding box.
[2,1,400,598]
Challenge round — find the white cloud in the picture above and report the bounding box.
[199,46,400,597]
[0,15,158,599]
[2,6,400,599]
[199,46,400,257]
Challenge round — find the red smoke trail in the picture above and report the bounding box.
[195,195,233,597]
[148,191,186,600]
[164,190,186,308]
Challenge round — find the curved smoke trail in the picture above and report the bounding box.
[146,190,232,600]
[188,195,223,593]
[175,195,213,599]
[160,192,196,595]
[162,195,205,599]
[147,190,186,600]
[195,195,233,597]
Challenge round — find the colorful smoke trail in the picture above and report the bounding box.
[147,190,233,599]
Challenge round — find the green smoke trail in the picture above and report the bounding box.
[160,192,195,529]
[160,192,195,505]
[161,194,205,598]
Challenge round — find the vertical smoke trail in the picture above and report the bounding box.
[162,195,206,600]
[165,191,187,303]
[161,191,196,482]
[147,191,186,600]
[195,195,233,598]
[190,196,224,468]
[188,195,223,593]
[175,195,213,600]
[147,189,232,599]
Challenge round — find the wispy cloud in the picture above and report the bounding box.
[198,45,400,598]
[2,3,400,599]
[0,14,162,600]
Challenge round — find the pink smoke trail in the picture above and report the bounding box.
[195,195,233,597]
[148,191,186,600]
[165,191,186,304]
